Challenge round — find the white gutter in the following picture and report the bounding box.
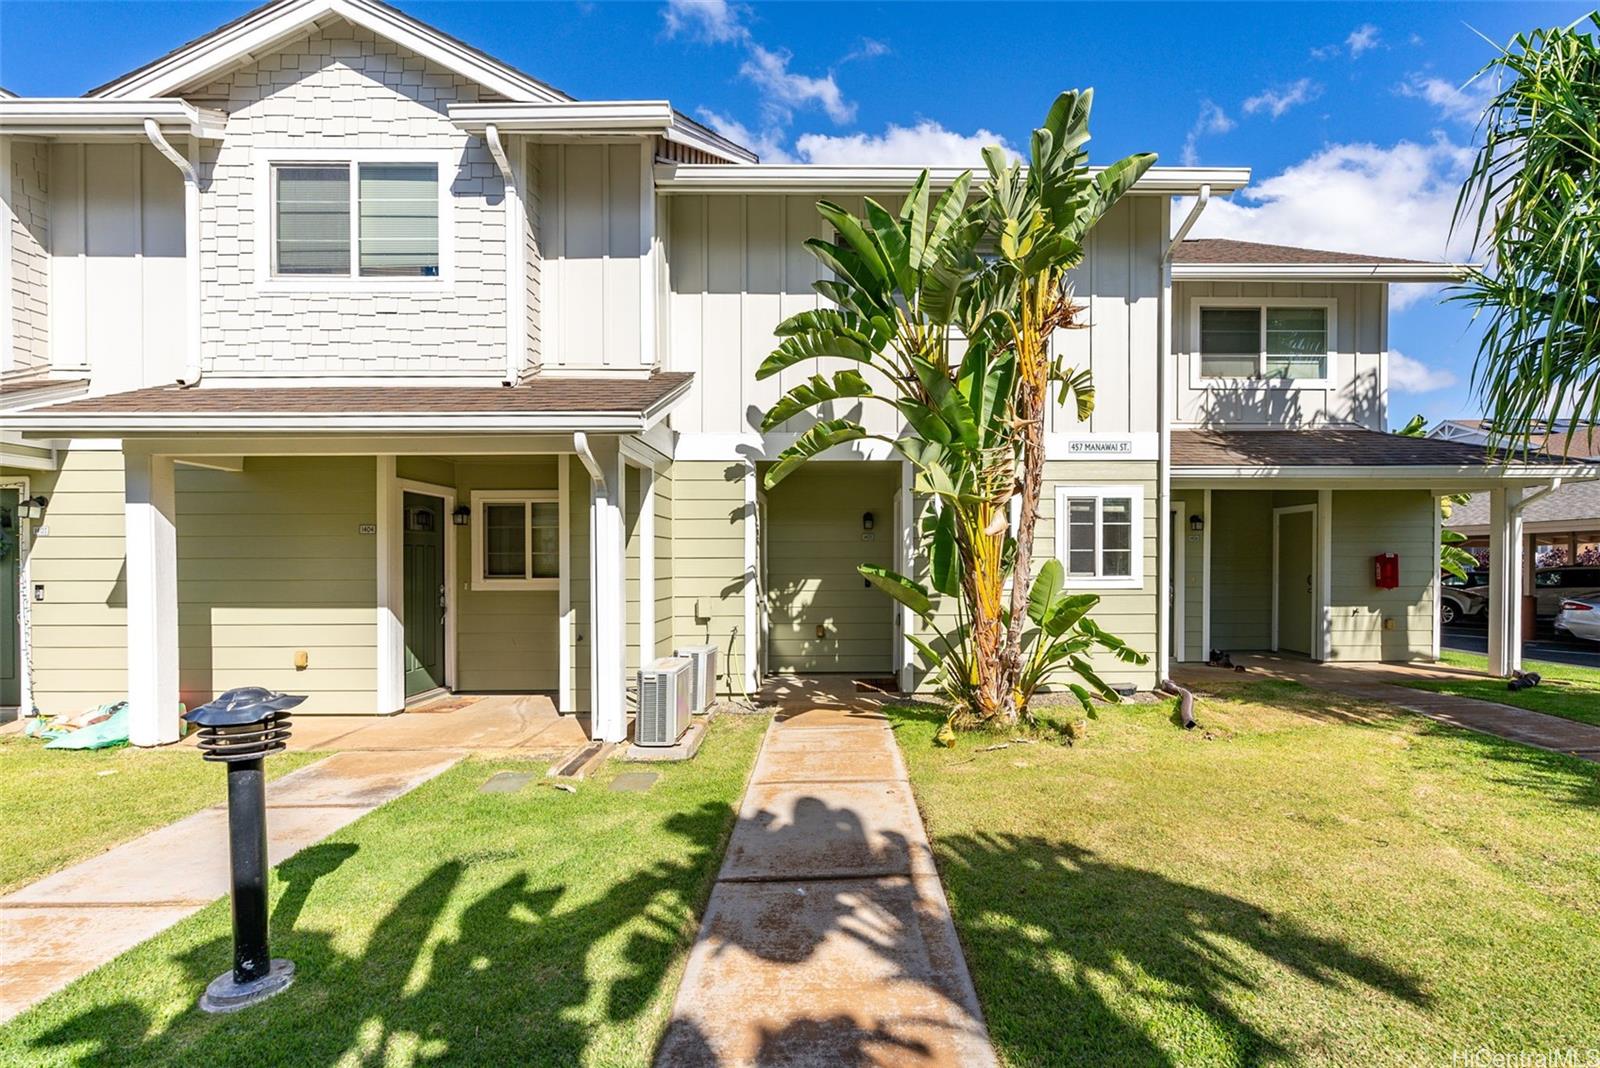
[449,101,757,164]
[572,431,605,484]
[1166,184,1209,259]
[654,164,1251,196]
[1512,478,1563,515]
[1172,263,1475,283]
[483,123,524,386]
[144,119,202,387]
[0,98,226,138]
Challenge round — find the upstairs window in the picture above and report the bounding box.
[1055,486,1143,588]
[273,161,440,279]
[1197,301,1332,383]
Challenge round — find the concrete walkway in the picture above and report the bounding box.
[1177,655,1600,762]
[657,679,996,1068]
[0,749,460,1022]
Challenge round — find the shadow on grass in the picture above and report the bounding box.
[935,833,1430,1067]
[26,805,734,1067]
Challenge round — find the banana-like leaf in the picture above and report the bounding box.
[900,170,931,271]
[929,503,961,598]
[763,419,868,489]
[858,564,933,618]
[864,197,914,297]
[761,370,875,430]
[1051,361,1097,421]
[815,202,891,289]
[1027,559,1067,627]
[803,238,890,312]
[1069,655,1119,701]
[1045,593,1099,638]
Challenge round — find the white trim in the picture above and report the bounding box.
[639,142,656,370]
[1,475,33,715]
[1173,262,1473,283]
[897,459,915,692]
[124,448,180,745]
[469,488,561,592]
[1201,488,1212,657]
[375,456,404,714]
[558,456,572,711]
[1053,484,1145,590]
[1270,504,1317,655]
[93,0,569,103]
[483,125,524,385]
[655,163,1251,196]
[1432,492,1442,661]
[252,148,458,292]
[396,477,457,695]
[636,460,656,662]
[1172,463,1593,486]
[0,98,227,138]
[1187,296,1338,391]
[0,134,12,376]
[1169,500,1185,664]
[449,101,756,163]
[1317,489,1334,661]
[743,461,758,695]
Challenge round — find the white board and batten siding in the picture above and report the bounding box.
[1174,280,1388,430]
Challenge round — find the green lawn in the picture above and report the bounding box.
[0,734,322,895]
[889,681,1600,1067]
[1400,649,1600,727]
[0,715,767,1068]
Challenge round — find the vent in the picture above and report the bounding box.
[674,644,719,712]
[635,657,692,747]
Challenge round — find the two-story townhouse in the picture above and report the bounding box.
[2,0,1589,745]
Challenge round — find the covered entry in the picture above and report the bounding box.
[762,462,900,676]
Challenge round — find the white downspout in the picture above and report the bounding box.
[144,120,202,387]
[484,124,525,386]
[1157,187,1211,683]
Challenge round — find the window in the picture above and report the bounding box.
[1054,486,1143,587]
[472,492,560,590]
[272,161,440,279]
[1197,301,1332,383]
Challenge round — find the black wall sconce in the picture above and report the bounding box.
[21,496,48,521]
[862,511,875,531]
[452,505,471,527]
[1189,514,1204,533]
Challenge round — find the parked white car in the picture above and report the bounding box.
[1554,597,1600,643]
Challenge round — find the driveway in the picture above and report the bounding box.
[1442,623,1600,669]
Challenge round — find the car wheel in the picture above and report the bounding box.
[1441,600,1458,626]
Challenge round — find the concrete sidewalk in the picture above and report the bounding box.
[656,684,996,1068]
[0,749,459,1022]
[1178,655,1600,763]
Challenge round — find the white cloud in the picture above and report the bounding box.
[1397,73,1495,124]
[793,120,1015,165]
[1388,349,1459,393]
[1242,78,1323,119]
[695,108,794,163]
[1180,100,1235,166]
[739,43,854,124]
[662,0,749,44]
[840,38,890,65]
[1185,135,1476,308]
[1347,24,1381,57]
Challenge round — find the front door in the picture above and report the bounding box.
[403,492,446,699]
[0,489,19,707]
[1277,509,1315,656]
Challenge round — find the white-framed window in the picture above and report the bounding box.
[253,148,456,290]
[471,490,560,591]
[1054,485,1144,588]
[1190,297,1335,387]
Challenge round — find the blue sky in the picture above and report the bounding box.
[1,0,1590,427]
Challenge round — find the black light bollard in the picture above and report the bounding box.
[184,686,305,1013]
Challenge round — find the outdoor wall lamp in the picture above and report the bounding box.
[20,496,48,521]
[862,512,875,531]
[452,505,471,527]
[1189,514,1204,533]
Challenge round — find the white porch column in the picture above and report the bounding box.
[1317,489,1333,661]
[124,447,179,746]
[582,437,628,742]
[1487,487,1516,676]
[638,463,656,664]
[375,456,404,714]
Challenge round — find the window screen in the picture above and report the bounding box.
[274,165,350,275]
[1198,308,1260,378]
[358,164,439,277]
[483,503,526,579]
[1264,307,1328,379]
[530,502,559,578]
[1066,498,1097,576]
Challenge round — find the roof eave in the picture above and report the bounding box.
[1172,263,1476,283]
[654,163,1251,196]
[1173,462,1595,482]
[0,98,227,139]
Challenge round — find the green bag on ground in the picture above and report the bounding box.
[44,704,130,750]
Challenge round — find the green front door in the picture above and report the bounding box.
[1,489,18,707]
[403,492,446,699]
[1277,510,1315,656]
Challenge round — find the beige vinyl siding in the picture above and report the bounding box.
[537,142,648,370]
[1175,280,1387,430]
[1176,492,1205,660]
[447,457,560,693]
[176,457,376,715]
[654,464,675,659]
[1328,489,1435,661]
[670,460,747,694]
[1038,460,1160,688]
[764,463,896,675]
[12,454,125,714]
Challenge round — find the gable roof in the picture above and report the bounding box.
[1172,238,1472,283]
[87,0,569,102]
[1434,419,1600,461]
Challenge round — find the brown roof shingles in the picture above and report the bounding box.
[1173,238,1429,267]
[1172,428,1574,468]
[29,372,693,416]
